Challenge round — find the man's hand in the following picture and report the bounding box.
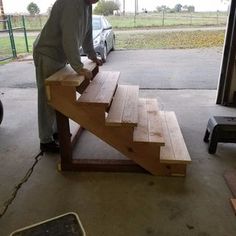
[78,68,93,80]
[90,57,103,66]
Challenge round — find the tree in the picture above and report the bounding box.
[94,0,120,16]
[174,4,182,13]
[182,5,195,12]
[188,5,195,13]
[27,2,40,16]
[156,5,168,12]
[47,5,53,15]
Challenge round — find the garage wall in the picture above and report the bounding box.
[216,0,236,106]
[228,57,236,103]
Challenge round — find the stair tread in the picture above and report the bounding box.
[106,85,139,126]
[160,111,191,164]
[45,60,97,86]
[133,98,165,145]
[78,71,120,106]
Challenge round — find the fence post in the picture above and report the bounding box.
[7,15,17,58]
[39,14,42,29]
[190,12,192,26]
[22,15,29,52]
[162,10,165,26]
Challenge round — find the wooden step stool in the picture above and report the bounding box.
[204,116,236,154]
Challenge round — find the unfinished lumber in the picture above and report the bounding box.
[160,111,191,164]
[78,71,120,107]
[46,63,192,175]
[133,98,165,145]
[230,199,236,215]
[106,85,139,127]
[45,62,97,87]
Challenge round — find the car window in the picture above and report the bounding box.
[92,17,102,30]
[103,18,111,28]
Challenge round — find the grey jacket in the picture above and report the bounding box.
[33,0,96,73]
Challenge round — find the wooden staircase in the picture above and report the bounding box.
[45,60,191,176]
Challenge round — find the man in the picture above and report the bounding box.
[33,0,102,153]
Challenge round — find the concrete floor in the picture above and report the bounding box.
[0,50,236,235]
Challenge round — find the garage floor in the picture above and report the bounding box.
[0,49,236,235]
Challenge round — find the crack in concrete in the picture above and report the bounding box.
[0,151,43,218]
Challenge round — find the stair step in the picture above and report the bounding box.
[160,111,191,164]
[133,98,165,145]
[106,85,139,127]
[78,71,120,107]
[45,62,97,86]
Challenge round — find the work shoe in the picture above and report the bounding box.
[40,141,60,153]
[53,132,72,141]
[53,132,59,141]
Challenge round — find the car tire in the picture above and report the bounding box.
[0,100,3,125]
[101,43,107,62]
[111,36,115,51]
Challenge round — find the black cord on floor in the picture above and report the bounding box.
[0,151,44,218]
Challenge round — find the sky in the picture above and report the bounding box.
[2,0,230,14]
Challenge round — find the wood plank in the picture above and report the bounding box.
[133,98,165,145]
[224,170,236,198]
[106,85,139,126]
[230,199,236,215]
[78,71,120,106]
[160,111,191,164]
[133,99,149,142]
[159,111,175,163]
[62,158,186,176]
[146,99,164,143]
[45,62,97,86]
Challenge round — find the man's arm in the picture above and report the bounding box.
[82,6,103,65]
[60,2,85,73]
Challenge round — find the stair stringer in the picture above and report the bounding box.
[48,85,185,176]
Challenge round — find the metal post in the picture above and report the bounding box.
[190,12,192,26]
[22,15,29,52]
[162,10,165,27]
[134,0,137,27]
[7,15,17,58]
[39,14,42,29]
[123,0,125,15]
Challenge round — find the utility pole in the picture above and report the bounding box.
[135,0,138,14]
[123,0,125,15]
[134,0,138,26]
[0,0,5,16]
[0,0,6,29]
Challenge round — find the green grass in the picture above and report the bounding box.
[0,30,225,61]
[0,35,35,60]
[116,30,225,49]
[106,12,227,29]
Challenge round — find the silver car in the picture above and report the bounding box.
[81,15,115,62]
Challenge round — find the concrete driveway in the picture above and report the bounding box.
[0,48,222,89]
[1,48,236,236]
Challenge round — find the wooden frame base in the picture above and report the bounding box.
[56,111,186,176]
